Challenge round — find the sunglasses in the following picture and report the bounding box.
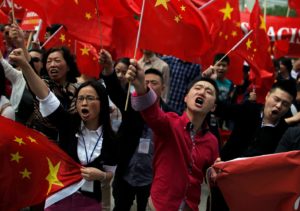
[31,57,42,63]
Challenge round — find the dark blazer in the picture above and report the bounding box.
[102,72,175,180]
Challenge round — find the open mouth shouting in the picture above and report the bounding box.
[195,97,204,108]
[80,108,90,120]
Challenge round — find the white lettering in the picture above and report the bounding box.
[277,27,290,40]
[267,26,276,42]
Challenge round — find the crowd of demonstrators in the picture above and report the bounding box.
[99,49,176,211]
[9,48,117,211]
[2,20,300,211]
[125,59,219,211]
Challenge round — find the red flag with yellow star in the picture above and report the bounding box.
[139,0,211,62]
[199,0,244,85]
[75,40,101,78]
[0,116,82,211]
[235,0,274,103]
[14,0,113,47]
[42,26,75,51]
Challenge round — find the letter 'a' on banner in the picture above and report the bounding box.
[0,116,83,211]
[214,151,300,211]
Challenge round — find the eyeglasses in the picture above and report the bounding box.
[77,95,99,103]
[31,57,42,63]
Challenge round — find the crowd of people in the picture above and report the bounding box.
[1,19,300,211]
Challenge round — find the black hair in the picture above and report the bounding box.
[213,53,230,65]
[46,24,62,35]
[270,79,297,100]
[114,57,130,68]
[0,63,5,96]
[43,46,80,83]
[278,57,293,73]
[145,68,164,84]
[75,80,113,136]
[185,76,219,103]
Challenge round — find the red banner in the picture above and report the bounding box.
[0,0,25,20]
[20,11,41,31]
[241,12,300,58]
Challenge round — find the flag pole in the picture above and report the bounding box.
[41,25,64,48]
[124,0,146,111]
[95,0,103,49]
[198,0,216,10]
[286,7,290,17]
[214,30,253,66]
[11,0,16,24]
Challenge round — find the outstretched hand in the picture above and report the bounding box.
[202,65,217,80]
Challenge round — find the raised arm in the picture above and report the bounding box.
[126,59,147,95]
[9,48,49,99]
[98,49,114,76]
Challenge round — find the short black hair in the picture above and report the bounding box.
[114,57,130,68]
[270,79,297,100]
[145,68,164,84]
[213,53,230,65]
[185,76,219,103]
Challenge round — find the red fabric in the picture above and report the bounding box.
[139,103,219,210]
[191,0,209,7]
[75,40,101,78]
[0,9,9,24]
[289,0,300,15]
[139,0,211,62]
[271,39,290,59]
[236,0,274,104]
[0,0,25,20]
[0,116,82,211]
[42,26,75,51]
[214,150,300,211]
[240,12,300,58]
[14,0,113,47]
[200,0,244,85]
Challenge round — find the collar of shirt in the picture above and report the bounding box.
[142,54,157,65]
[260,112,278,128]
[76,122,103,165]
[182,112,209,136]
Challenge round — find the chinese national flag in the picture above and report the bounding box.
[235,0,274,103]
[0,116,82,211]
[14,0,113,47]
[42,26,75,51]
[213,151,300,211]
[139,0,211,62]
[200,0,244,85]
[191,0,210,7]
[75,40,101,78]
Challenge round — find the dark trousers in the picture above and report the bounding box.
[112,177,151,211]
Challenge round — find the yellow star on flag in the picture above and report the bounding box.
[181,5,186,11]
[259,15,266,31]
[174,15,180,23]
[85,12,92,20]
[14,137,26,146]
[155,0,169,10]
[11,152,23,163]
[59,34,66,43]
[231,31,237,37]
[219,2,234,21]
[46,158,64,195]
[20,168,31,179]
[246,38,253,50]
[27,136,38,144]
[80,46,90,56]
